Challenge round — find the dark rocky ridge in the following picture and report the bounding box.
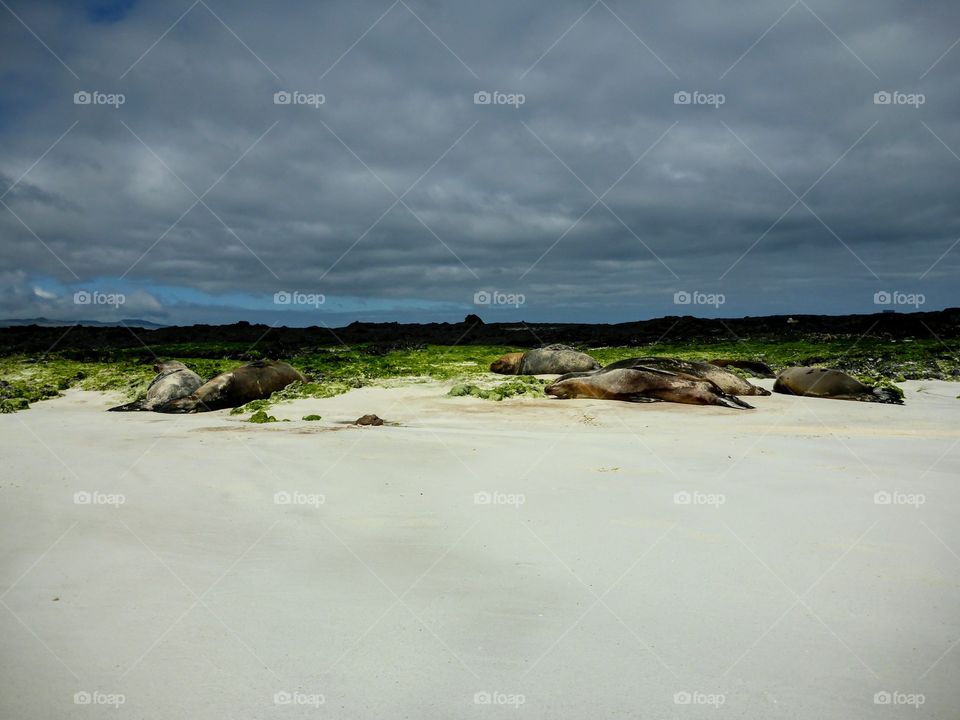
[1,309,958,357]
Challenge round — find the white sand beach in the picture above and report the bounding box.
[1,379,959,718]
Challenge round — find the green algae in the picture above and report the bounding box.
[448,377,548,401]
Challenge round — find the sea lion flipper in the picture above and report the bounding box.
[622,394,660,403]
[714,394,754,409]
[107,400,144,412]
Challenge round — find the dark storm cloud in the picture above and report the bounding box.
[0,0,958,324]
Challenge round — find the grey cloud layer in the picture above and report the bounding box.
[1,0,958,323]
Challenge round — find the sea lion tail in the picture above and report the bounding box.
[107,400,144,412]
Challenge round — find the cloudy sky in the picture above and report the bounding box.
[1,0,958,326]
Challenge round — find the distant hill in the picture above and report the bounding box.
[0,317,167,329]
[0,309,958,357]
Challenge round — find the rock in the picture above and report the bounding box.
[248,409,278,423]
[355,414,384,426]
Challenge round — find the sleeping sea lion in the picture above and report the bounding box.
[108,360,203,412]
[545,367,753,409]
[557,357,770,396]
[708,359,776,378]
[490,344,600,375]
[773,367,903,404]
[156,360,306,413]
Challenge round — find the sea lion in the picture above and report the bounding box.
[709,359,776,378]
[490,344,600,375]
[773,367,903,404]
[545,367,753,409]
[557,357,770,396]
[108,360,203,412]
[156,360,307,413]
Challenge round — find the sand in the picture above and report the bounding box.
[1,379,959,718]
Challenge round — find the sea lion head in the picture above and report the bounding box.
[153,360,189,374]
[544,379,574,399]
[490,352,524,375]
